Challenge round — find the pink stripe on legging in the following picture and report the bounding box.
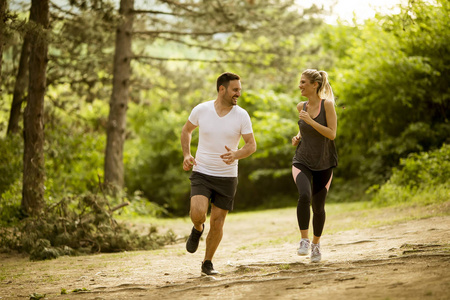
[325,172,333,191]
[292,165,301,183]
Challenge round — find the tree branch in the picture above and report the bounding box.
[133,30,232,36]
[50,1,77,17]
[157,0,200,14]
[111,202,130,212]
[132,9,202,17]
[132,55,265,67]
[155,35,273,54]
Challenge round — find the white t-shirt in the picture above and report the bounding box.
[188,100,253,177]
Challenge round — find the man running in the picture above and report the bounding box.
[181,72,257,275]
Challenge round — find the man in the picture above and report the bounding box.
[181,72,257,275]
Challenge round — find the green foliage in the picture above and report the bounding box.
[118,190,169,218]
[217,3,324,90]
[125,101,192,215]
[326,177,371,203]
[0,180,23,226]
[0,136,24,225]
[0,193,177,260]
[235,90,299,209]
[0,0,328,217]
[242,90,298,161]
[44,114,106,198]
[47,2,117,103]
[390,145,450,188]
[0,135,23,195]
[1,96,167,223]
[370,144,450,206]
[2,0,448,219]
[0,136,23,226]
[322,0,450,185]
[29,293,46,300]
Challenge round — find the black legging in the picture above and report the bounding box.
[292,163,333,237]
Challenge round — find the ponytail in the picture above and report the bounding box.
[301,69,335,104]
[318,71,335,104]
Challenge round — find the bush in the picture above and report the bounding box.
[44,117,106,198]
[370,144,450,206]
[0,136,24,226]
[0,180,23,226]
[125,103,191,215]
[0,136,23,196]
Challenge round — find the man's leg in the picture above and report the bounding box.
[190,195,209,231]
[186,195,209,253]
[204,203,228,262]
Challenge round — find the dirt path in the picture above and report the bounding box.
[1,204,449,299]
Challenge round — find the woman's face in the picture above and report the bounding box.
[298,75,317,97]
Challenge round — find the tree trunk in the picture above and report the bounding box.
[7,36,31,136]
[22,0,49,216]
[104,0,134,190]
[0,0,7,86]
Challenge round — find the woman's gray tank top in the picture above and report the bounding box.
[292,100,338,170]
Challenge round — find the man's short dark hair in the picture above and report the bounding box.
[216,72,240,92]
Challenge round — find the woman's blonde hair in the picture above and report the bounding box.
[302,69,335,103]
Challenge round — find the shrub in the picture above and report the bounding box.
[0,136,23,196]
[370,144,450,206]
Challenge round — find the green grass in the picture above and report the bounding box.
[277,264,291,270]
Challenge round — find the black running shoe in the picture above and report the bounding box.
[186,224,204,253]
[201,260,219,276]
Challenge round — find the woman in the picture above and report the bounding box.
[291,69,338,263]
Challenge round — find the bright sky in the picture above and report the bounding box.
[300,0,409,24]
[10,0,409,24]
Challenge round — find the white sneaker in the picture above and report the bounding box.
[311,243,321,263]
[297,238,310,256]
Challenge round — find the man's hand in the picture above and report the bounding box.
[220,146,237,165]
[183,155,196,171]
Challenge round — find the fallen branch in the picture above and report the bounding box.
[111,202,130,212]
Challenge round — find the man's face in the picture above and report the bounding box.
[223,80,241,106]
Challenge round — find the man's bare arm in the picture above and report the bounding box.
[181,120,197,170]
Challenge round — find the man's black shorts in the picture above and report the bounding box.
[189,171,238,211]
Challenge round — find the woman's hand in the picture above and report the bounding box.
[292,135,301,146]
[299,110,313,125]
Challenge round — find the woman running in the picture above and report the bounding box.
[291,69,338,263]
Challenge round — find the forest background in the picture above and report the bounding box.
[0,0,449,259]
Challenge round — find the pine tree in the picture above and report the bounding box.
[22,0,50,216]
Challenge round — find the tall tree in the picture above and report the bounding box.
[0,0,7,86]
[7,1,115,136]
[104,0,134,189]
[7,35,30,136]
[22,0,49,216]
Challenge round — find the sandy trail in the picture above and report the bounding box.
[1,204,449,299]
